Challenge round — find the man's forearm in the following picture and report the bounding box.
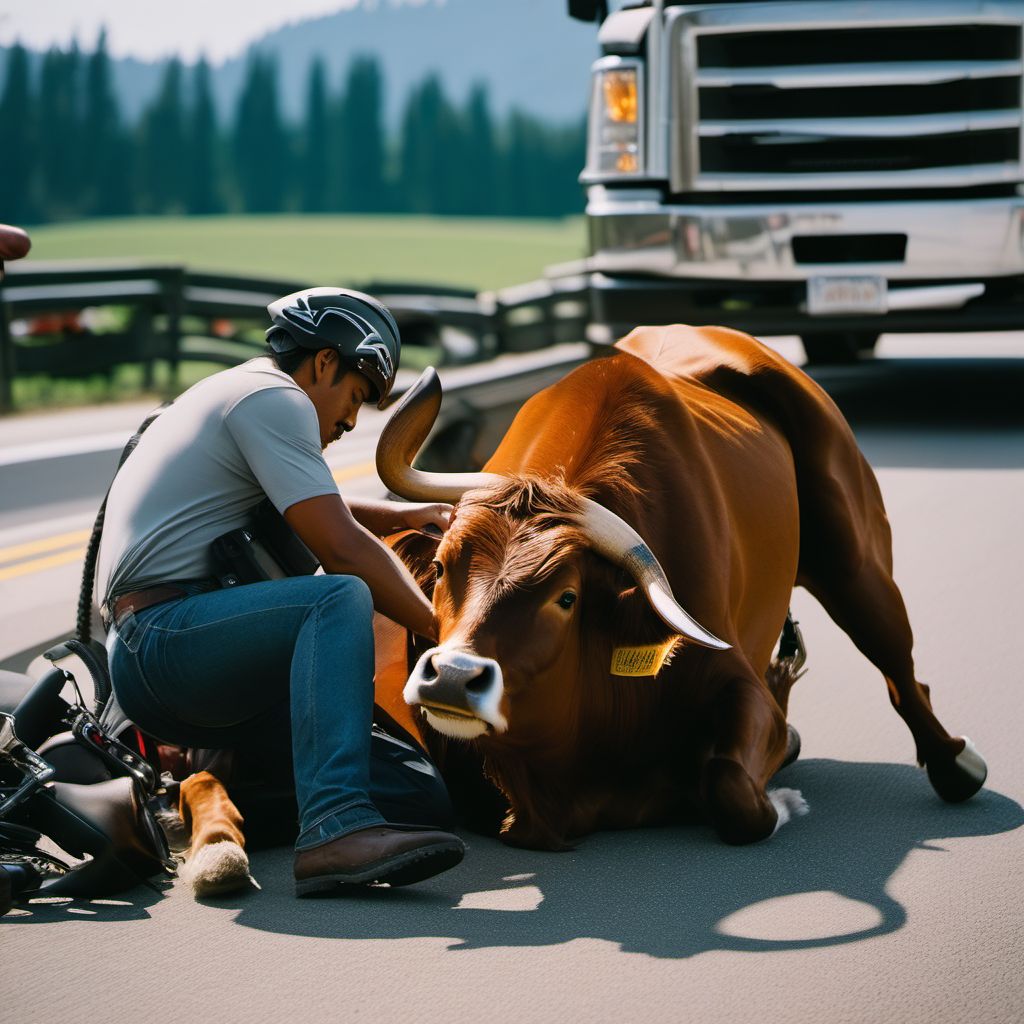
[321,522,436,640]
[283,493,440,639]
[347,498,412,537]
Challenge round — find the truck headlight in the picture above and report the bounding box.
[584,58,645,180]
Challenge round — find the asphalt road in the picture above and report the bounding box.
[1,334,1022,1024]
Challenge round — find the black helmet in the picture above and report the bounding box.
[266,287,401,408]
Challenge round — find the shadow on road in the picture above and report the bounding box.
[806,358,1024,469]
[2,876,172,924]
[189,759,1021,959]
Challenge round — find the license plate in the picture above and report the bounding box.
[807,276,888,315]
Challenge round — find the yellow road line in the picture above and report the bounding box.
[332,461,377,484]
[0,529,92,566]
[0,547,85,581]
[0,463,375,582]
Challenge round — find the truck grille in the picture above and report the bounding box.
[674,6,1024,191]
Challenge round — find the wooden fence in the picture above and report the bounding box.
[0,263,589,412]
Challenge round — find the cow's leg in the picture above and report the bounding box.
[700,673,809,844]
[802,559,987,802]
[789,419,987,802]
[178,771,253,897]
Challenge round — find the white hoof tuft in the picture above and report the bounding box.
[956,736,988,787]
[179,841,254,898]
[768,787,809,835]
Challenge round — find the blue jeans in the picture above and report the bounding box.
[107,575,401,851]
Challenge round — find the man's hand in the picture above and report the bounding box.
[398,502,452,536]
[347,498,453,539]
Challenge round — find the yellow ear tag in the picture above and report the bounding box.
[610,640,678,677]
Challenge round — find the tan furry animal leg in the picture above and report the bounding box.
[178,771,256,898]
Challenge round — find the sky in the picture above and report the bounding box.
[0,0,446,63]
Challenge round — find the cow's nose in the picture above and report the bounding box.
[428,650,495,693]
[405,645,506,732]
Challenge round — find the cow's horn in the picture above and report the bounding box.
[376,367,503,502]
[573,499,731,651]
[379,369,729,651]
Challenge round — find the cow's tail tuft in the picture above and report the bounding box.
[765,656,806,717]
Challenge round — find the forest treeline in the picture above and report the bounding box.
[0,34,587,224]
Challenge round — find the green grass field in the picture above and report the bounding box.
[7,215,587,412]
[25,214,587,292]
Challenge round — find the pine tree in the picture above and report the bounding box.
[300,57,329,212]
[37,45,83,218]
[399,74,461,215]
[83,30,130,216]
[0,43,36,222]
[552,116,587,217]
[187,57,223,214]
[139,58,187,213]
[497,110,585,218]
[499,110,535,216]
[462,84,498,216]
[232,54,290,212]
[337,56,387,213]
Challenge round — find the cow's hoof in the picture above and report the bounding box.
[926,736,987,803]
[780,724,801,771]
[705,758,776,844]
[179,841,256,898]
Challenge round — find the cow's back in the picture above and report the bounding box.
[617,325,886,582]
[616,324,850,451]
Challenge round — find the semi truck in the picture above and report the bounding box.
[569,0,1024,361]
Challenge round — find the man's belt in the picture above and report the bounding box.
[103,585,189,631]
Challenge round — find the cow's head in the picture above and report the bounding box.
[378,370,730,756]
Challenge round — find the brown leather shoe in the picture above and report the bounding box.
[294,825,465,896]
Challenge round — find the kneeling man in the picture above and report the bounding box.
[98,287,464,895]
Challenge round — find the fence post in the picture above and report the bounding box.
[163,267,185,395]
[0,296,14,413]
[133,306,156,391]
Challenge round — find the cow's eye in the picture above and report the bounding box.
[432,559,444,580]
[556,591,577,610]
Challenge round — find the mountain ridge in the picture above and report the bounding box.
[0,0,599,128]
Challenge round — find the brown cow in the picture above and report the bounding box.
[175,322,988,878]
[374,324,988,850]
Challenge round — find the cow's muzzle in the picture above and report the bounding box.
[404,646,506,739]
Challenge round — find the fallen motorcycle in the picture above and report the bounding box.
[0,642,175,913]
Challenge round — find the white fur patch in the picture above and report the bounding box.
[179,841,255,898]
[421,708,489,740]
[955,736,988,786]
[768,787,809,835]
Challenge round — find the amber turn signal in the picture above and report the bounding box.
[602,70,638,124]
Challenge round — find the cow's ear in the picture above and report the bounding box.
[388,529,439,598]
[607,585,681,679]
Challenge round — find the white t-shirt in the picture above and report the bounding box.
[96,358,338,605]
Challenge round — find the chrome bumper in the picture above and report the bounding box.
[586,187,1024,282]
